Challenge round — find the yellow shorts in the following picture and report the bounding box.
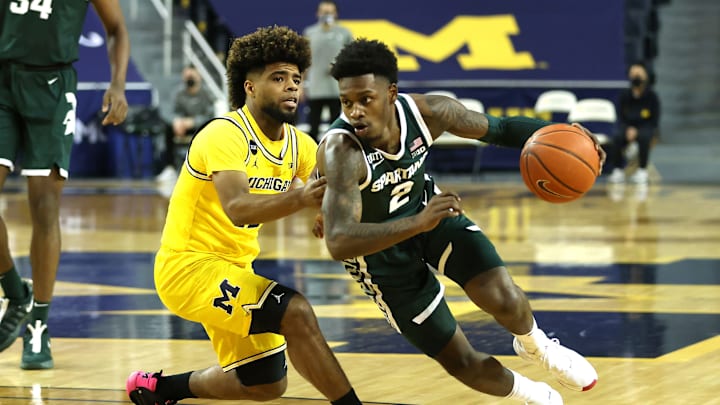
[154,248,286,371]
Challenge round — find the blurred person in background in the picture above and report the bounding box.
[303,0,353,140]
[156,65,215,182]
[607,61,661,184]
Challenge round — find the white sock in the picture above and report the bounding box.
[505,369,554,403]
[513,317,549,354]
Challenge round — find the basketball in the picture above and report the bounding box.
[520,124,600,203]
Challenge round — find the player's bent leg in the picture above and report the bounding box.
[127,354,288,403]
[190,358,288,401]
[434,325,513,396]
[462,266,534,335]
[270,285,358,403]
[434,326,562,404]
[463,268,597,391]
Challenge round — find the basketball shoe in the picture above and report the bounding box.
[0,280,33,352]
[607,168,625,183]
[21,319,53,369]
[526,383,563,405]
[513,337,598,392]
[629,168,648,184]
[126,370,177,405]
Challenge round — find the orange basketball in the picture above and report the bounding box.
[520,124,600,203]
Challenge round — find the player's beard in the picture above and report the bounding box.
[262,103,297,125]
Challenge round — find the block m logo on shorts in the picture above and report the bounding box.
[213,279,240,315]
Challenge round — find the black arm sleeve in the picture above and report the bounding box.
[482,115,554,148]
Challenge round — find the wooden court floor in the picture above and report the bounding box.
[0,177,719,404]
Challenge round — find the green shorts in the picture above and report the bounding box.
[343,214,505,357]
[0,62,78,178]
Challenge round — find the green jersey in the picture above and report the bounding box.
[324,94,504,356]
[325,93,434,224]
[0,0,90,66]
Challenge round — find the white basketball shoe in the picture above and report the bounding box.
[513,337,598,392]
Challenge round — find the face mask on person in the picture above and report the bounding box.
[185,78,196,88]
[630,77,645,87]
[319,14,335,25]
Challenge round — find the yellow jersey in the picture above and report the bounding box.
[159,106,317,266]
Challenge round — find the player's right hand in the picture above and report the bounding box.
[312,212,324,238]
[300,176,327,208]
[416,192,462,232]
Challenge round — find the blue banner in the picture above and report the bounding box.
[70,8,156,178]
[75,7,146,83]
[208,0,625,82]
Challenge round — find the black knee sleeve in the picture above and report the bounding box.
[248,283,297,335]
[234,351,287,386]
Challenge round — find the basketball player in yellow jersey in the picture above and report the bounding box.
[126,26,361,405]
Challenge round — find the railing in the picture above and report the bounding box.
[129,0,173,77]
[182,20,229,114]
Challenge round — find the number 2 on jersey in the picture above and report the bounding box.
[389,180,413,213]
[9,0,53,20]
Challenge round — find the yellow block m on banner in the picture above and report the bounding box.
[341,15,536,71]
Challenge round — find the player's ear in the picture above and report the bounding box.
[244,80,254,98]
[388,83,398,104]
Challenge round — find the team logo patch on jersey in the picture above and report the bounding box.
[249,140,258,155]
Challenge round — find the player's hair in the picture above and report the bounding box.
[331,38,398,84]
[226,26,311,109]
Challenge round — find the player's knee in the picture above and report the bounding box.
[281,293,317,334]
[249,284,298,335]
[485,283,526,319]
[234,352,288,400]
[241,378,287,401]
[441,350,491,379]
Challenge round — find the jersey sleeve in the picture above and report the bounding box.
[189,119,249,176]
[295,130,319,182]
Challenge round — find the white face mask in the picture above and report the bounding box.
[319,14,335,24]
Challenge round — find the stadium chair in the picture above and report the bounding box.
[534,90,577,122]
[431,97,485,179]
[567,98,617,145]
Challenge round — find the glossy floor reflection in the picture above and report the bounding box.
[1,179,719,404]
[9,253,720,360]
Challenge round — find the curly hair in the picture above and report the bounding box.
[226,26,311,109]
[331,38,398,84]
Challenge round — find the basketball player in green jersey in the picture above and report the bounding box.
[315,39,605,404]
[0,0,129,369]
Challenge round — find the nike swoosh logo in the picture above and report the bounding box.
[47,77,58,85]
[536,179,571,198]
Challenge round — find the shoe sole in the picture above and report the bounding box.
[128,388,152,405]
[0,313,32,352]
[20,359,54,370]
[559,377,598,392]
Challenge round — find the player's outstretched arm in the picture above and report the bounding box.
[213,170,326,227]
[413,93,606,166]
[413,93,551,147]
[319,134,460,260]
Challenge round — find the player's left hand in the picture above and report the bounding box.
[571,123,607,173]
[312,212,324,239]
[101,84,128,126]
